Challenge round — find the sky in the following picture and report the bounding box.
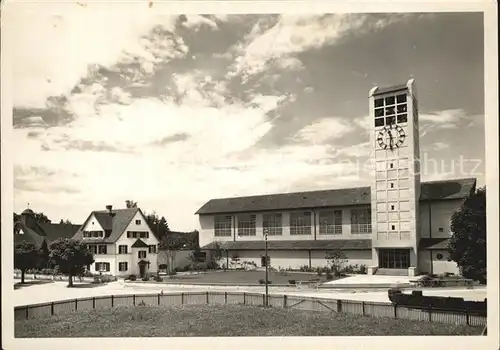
[9,11,485,231]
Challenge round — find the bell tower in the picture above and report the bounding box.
[368,79,421,276]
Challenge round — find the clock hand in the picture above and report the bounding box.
[388,130,394,150]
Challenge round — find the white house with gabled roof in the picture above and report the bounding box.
[72,205,159,278]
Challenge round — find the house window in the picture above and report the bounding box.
[118,245,128,254]
[214,215,232,237]
[436,253,443,260]
[87,245,98,254]
[391,205,395,210]
[262,213,283,236]
[133,232,138,238]
[438,227,444,232]
[83,231,90,238]
[148,245,157,254]
[140,232,149,239]
[319,210,343,235]
[138,251,147,259]
[98,245,107,254]
[135,220,141,225]
[237,214,256,236]
[88,231,104,238]
[390,163,394,169]
[290,211,312,235]
[95,262,110,272]
[391,225,396,230]
[118,262,128,271]
[127,231,132,238]
[390,182,394,188]
[350,207,372,234]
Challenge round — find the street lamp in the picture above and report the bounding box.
[264,228,269,307]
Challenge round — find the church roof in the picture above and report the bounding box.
[196,178,476,215]
[200,239,372,251]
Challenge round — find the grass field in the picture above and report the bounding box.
[157,270,328,285]
[15,304,482,337]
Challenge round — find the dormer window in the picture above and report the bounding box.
[135,220,141,225]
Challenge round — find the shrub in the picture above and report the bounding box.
[288,279,296,285]
[299,264,310,272]
[101,275,115,283]
[142,277,149,281]
[258,279,272,284]
[155,276,163,282]
[128,274,137,281]
[317,271,324,276]
[358,264,368,274]
[325,272,334,281]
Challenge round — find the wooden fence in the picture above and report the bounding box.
[14,291,486,327]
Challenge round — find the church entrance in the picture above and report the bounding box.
[378,249,410,269]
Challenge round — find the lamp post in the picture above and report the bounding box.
[264,228,269,307]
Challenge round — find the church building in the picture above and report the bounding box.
[196,80,476,276]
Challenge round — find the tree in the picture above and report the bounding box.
[59,219,72,224]
[210,242,224,270]
[125,200,138,208]
[145,211,170,241]
[34,212,51,223]
[48,238,94,287]
[325,249,348,276]
[160,235,186,274]
[448,187,486,283]
[14,242,42,283]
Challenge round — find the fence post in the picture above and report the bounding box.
[133,294,136,306]
[283,295,288,308]
[262,293,265,306]
[394,304,398,319]
[428,307,432,322]
[224,292,228,305]
[75,299,78,311]
[158,294,161,306]
[51,302,54,316]
[466,309,470,326]
[243,292,246,305]
[25,306,29,320]
[206,291,209,304]
[111,295,114,308]
[181,293,184,305]
[92,297,96,309]
[362,301,365,316]
[337,300,342,313]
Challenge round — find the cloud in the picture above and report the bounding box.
[432,142,450,151]
[179,15,218,31]
[227,14,413,80]
[420,109,467,127]
[9,10,178,108]
[292,117,353,145]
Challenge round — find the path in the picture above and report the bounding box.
[12,280,487,307]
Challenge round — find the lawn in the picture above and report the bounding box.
[155,270,328,285]
[15,304,482,337]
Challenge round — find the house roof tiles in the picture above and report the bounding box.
[131,238,149,248]
[72,208,158,243]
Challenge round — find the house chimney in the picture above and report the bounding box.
[106,205,113,214]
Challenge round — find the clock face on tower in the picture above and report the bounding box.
[377,124,406,150]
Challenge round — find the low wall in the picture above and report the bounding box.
[14,291,486,328]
